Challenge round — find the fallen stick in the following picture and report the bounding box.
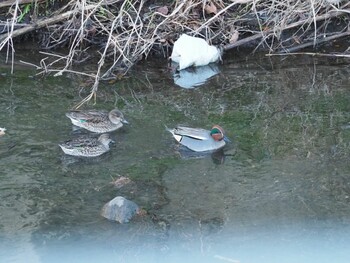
[0,0,45,9]
[266,52,350,58]
[223,33,264,51]
[223,8,350,51]
[275,30,350,54]
[0,2,114,43]
[0,8,78,43]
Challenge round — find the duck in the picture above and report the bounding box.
[65,109,128,133]
[166,125,229,152]
[59,133,113,157]
[0,127,5,136]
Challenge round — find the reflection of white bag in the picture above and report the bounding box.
[173,63,220,89]
[171,34,221,70]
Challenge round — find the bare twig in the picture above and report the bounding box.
[0,0,45,9]
[266,52,350,58]
[276,30,350,53]
[223,7,350,51]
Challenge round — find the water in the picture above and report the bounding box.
[0,52,350,262]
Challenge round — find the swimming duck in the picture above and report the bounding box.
[59,134,113,157]
[65,109,128,133]
[167,125,229,152]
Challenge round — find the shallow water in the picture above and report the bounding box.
[0,52,350,262]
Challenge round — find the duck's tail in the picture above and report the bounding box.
[164,125,174,135]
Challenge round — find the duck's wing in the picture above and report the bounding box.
[173,126,210,141]
[66,110,108,123]
[60,136,99,149]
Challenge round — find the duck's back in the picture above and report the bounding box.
[66,110,121,133]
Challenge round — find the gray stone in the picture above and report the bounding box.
[101,196,139,223]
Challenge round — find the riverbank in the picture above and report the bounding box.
[0,0,349,105]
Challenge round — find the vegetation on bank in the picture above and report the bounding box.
[0,0,349,106]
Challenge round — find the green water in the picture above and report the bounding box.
[0,53,350,262]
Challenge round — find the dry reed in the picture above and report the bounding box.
[0,0,348,106]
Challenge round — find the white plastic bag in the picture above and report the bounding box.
[171,34,221,70]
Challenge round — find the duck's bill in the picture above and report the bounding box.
[122,119,129,124]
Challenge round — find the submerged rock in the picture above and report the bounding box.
[101,196,139,223]
[110,176,132,189]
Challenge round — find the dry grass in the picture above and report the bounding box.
[0,0,349,106]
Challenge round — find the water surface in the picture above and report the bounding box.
[0,52,350,262]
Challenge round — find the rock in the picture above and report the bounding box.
[101,196,139,223]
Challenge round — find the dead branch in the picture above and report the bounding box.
[0,4,97,43]
[223,33,264,51]
[276,30,350,54]
[266,52,350,58]
[0,0,45,9]
[223,7,350,51]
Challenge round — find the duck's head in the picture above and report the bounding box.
[98,134,114,148]
[109,109,129,125]
[210,125,230,142]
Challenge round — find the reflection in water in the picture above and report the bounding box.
[174,146,234,165]
[172,63,220,89]
[0,54,350,262]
